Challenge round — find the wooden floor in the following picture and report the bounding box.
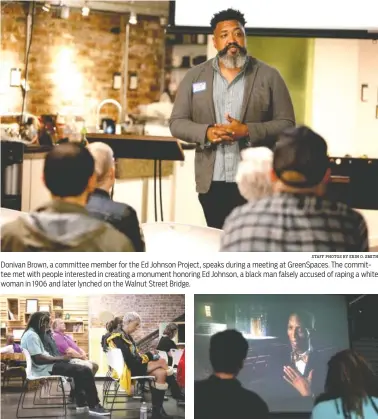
[1,381,185,418]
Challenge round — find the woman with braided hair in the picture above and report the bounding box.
[21,311,110,416]
[311,350,378,419]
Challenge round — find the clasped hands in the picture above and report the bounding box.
[207,113,249,144]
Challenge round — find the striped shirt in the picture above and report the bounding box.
[212,57,248,182]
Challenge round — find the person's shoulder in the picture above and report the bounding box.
[240,387,269,411]
[113,200,138,220]
[182,58,214,80]
[252,57,281,77]
[322,198,367,224]
[225,196,276,226]
[194,378,212,392]
[1,217,25,237]
[21,329,38,344]
[83,217,134,251]
[311,397,339,418]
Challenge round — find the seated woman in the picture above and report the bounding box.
[157,323,178,367]
[0,334,22,354]
[156,323,184,400]
[101,316,123,353]
[311,349,378,419]
[107,312,174,419]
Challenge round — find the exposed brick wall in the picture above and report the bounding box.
[0,3,164,126]
[0,2,27,114]
[88,294,185,342]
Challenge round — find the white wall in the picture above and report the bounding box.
[355,40,378,157]
[311,39,378,157]
[311,38,378,245]
[311,39,360,156]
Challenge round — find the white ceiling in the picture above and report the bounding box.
[34,1,170,17]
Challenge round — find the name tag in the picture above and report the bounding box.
[192,82,206,93]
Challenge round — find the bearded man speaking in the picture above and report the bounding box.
[169,8,295,229]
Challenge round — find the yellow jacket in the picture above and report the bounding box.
[106,332,150,394]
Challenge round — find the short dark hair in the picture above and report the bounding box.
[289,310,316,331]
[44,143,95,197]
[273,126,329,188]
[210,8,246,32]
[210,329,248,374]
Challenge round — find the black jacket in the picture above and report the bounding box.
[157,336,177,366]
[195,375,269,419]
[111,333,153,376]
[86,188,145,252]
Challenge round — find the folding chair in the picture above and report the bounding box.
[170,349,184,369]
[16,349,68,418]
[157,350,168,363]
[103,348,155,413]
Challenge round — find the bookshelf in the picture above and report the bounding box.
[7,298,20,321]
[0,296,89,353]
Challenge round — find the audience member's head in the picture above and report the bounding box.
[87,142,115,192]
[43,143,95,205]
[24,311,51,339]
[287,310,315,354]
[52,318,66,333]
[272,126,330,196]
[107,316,123,333]
[316,350,378,416]
[236,147,273,201]
[122,312,141,335]
[163,323,178,339]
[5,334,14,345]
[209,329,248,377]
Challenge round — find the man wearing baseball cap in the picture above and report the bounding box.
[221,126,369,251]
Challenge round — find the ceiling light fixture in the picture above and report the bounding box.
[60,5,70,19]
[82,4,90,17]
[42,2,51,12]
[129,11,137,25]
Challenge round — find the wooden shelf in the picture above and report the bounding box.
[0,296,89,354]
[7,298,19,321]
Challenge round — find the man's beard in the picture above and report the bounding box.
[218,42,248,69]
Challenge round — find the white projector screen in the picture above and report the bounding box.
[173,0,378,32]
[194,295,350,413]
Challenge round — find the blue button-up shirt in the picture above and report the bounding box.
[212,57,248,182]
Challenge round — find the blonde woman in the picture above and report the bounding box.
[107,312,173,419]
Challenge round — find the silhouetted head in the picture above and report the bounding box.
[210,329,248,376]
[272,126,330,196]
[44,143,96,204]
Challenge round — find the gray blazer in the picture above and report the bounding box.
[169,57,295,194]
